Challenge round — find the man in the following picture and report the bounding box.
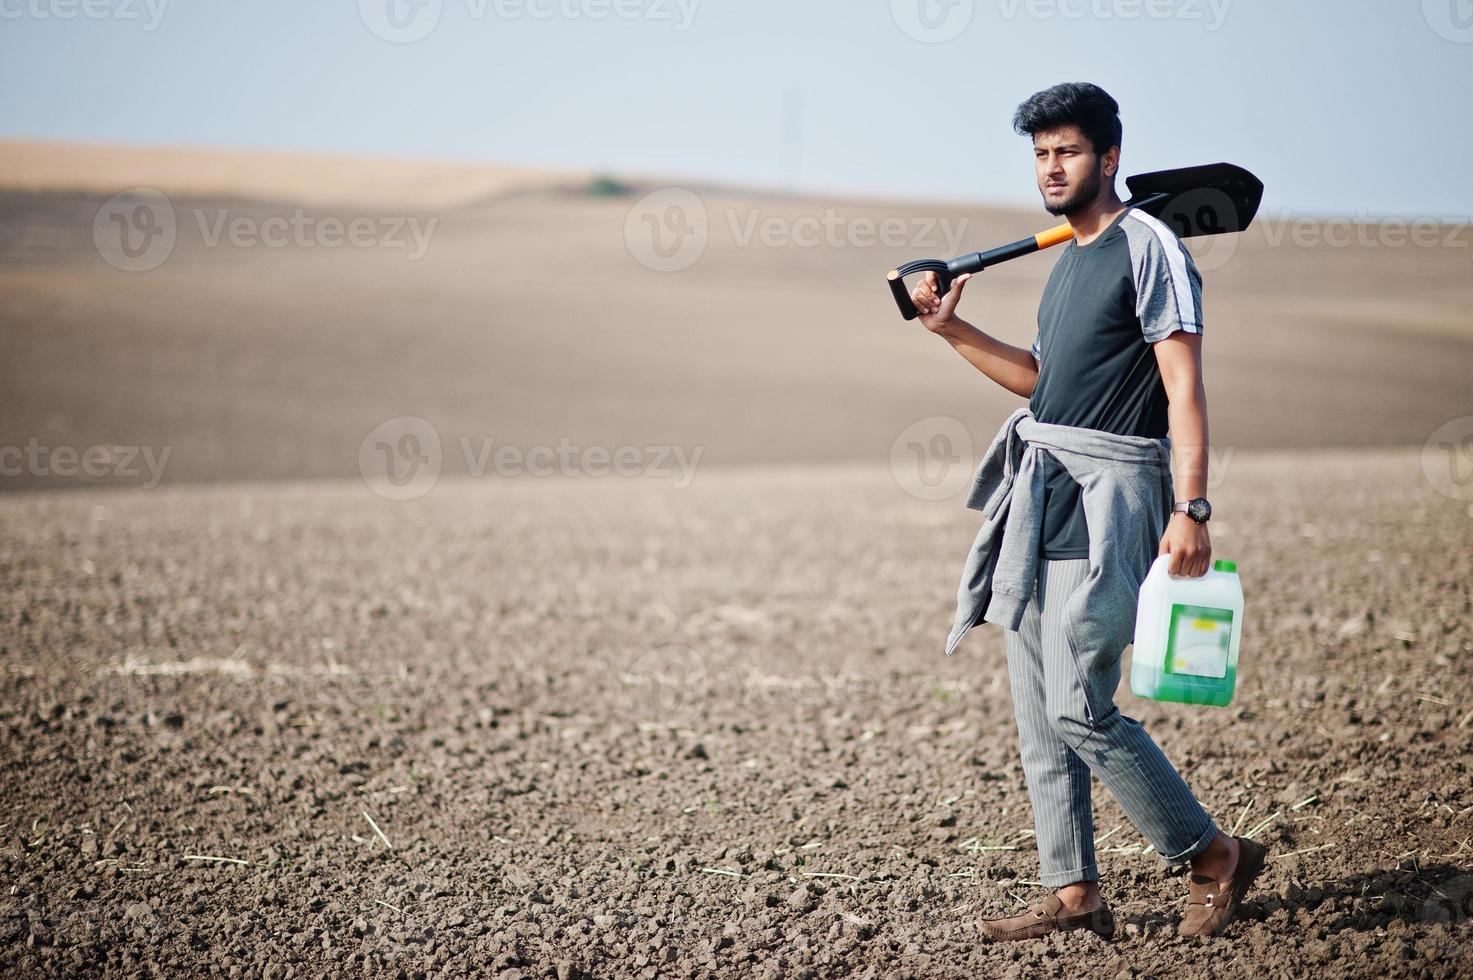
[909,82,1264,940]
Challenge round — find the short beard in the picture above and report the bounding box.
[1043,166,1103,217]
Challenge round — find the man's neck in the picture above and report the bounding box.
[1066,192,1127,246]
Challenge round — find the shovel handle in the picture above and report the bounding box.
[1033,222,1074,249]
[885,161,1264,321]
[887,224,1079,320]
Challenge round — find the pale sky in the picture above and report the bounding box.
[2,0,1471,217]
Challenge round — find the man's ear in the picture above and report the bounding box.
[1102,146,1120,179]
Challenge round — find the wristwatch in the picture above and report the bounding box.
[1173,498,1212,525]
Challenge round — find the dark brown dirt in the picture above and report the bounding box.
[3,450,1471,977]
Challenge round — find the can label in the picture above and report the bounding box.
[1166,603,1233,679]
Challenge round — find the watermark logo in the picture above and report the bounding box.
[1423,0,1473,42]
[93,188,176,272]
[1421,417,1473,502]
[359,0,443,42]
[890,416,974,500]
[618,644,709,727]
[624,188,708,272]
[359,416,443,501]
[0,0,170,30]
[1154,186,1243,272]
[891,0,974,42]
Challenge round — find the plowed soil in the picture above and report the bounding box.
[3,451,1471,977]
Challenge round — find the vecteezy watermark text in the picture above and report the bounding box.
[92,189,438,272]
[193,209,435,259]
[622,186,972,273]
[1259,210,1473,252]
[359,417,703,500]
[459,436,702,485]
[996,0,1232,31]
[1164,205,1473,274]
[0,440,171,488]
[725,208,970,254]
[890,0,1230,43]
[0,0,169,30]
[887,415,1241,501]
[358,0,700,43]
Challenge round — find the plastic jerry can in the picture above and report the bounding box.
[1129,555,1243,707]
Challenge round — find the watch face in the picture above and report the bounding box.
[1187,498,1212,524]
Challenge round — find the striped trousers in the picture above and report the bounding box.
[1004,557,1218,886]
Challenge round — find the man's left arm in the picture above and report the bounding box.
[1155,333,1211,577]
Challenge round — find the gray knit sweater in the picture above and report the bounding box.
[945,407,1175,658]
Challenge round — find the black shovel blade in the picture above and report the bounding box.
[1125,162,1264,239]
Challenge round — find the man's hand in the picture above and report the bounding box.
[911,271,973,333]
[1159,513,1211,577]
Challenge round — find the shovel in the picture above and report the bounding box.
[885,162,1264,320]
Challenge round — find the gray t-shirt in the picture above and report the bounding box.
[1028,207,1203,559]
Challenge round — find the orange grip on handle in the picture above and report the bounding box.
[1033,223,1075,249]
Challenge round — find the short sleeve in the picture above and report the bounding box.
[1030,333,1041,362]
[1123,211,1203,343]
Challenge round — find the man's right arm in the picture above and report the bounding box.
[934,317,1039,398]
[909,271,1039,398]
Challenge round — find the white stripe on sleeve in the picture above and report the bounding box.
[1126,208,1200,332]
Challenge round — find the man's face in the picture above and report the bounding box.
[1032,124,1116,216]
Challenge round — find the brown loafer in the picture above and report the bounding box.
[1178,836,1267,938]
[979,894,1115,943]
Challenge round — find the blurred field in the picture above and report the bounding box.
[0,140,590,210]
[1,140,1471,490]
[2,142,1472,977]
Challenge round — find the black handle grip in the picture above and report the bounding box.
[886,236,1042,320]
[886,259,954,320]
[886,270,920,320]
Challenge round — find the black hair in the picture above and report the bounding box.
[1012,82,1122,155]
